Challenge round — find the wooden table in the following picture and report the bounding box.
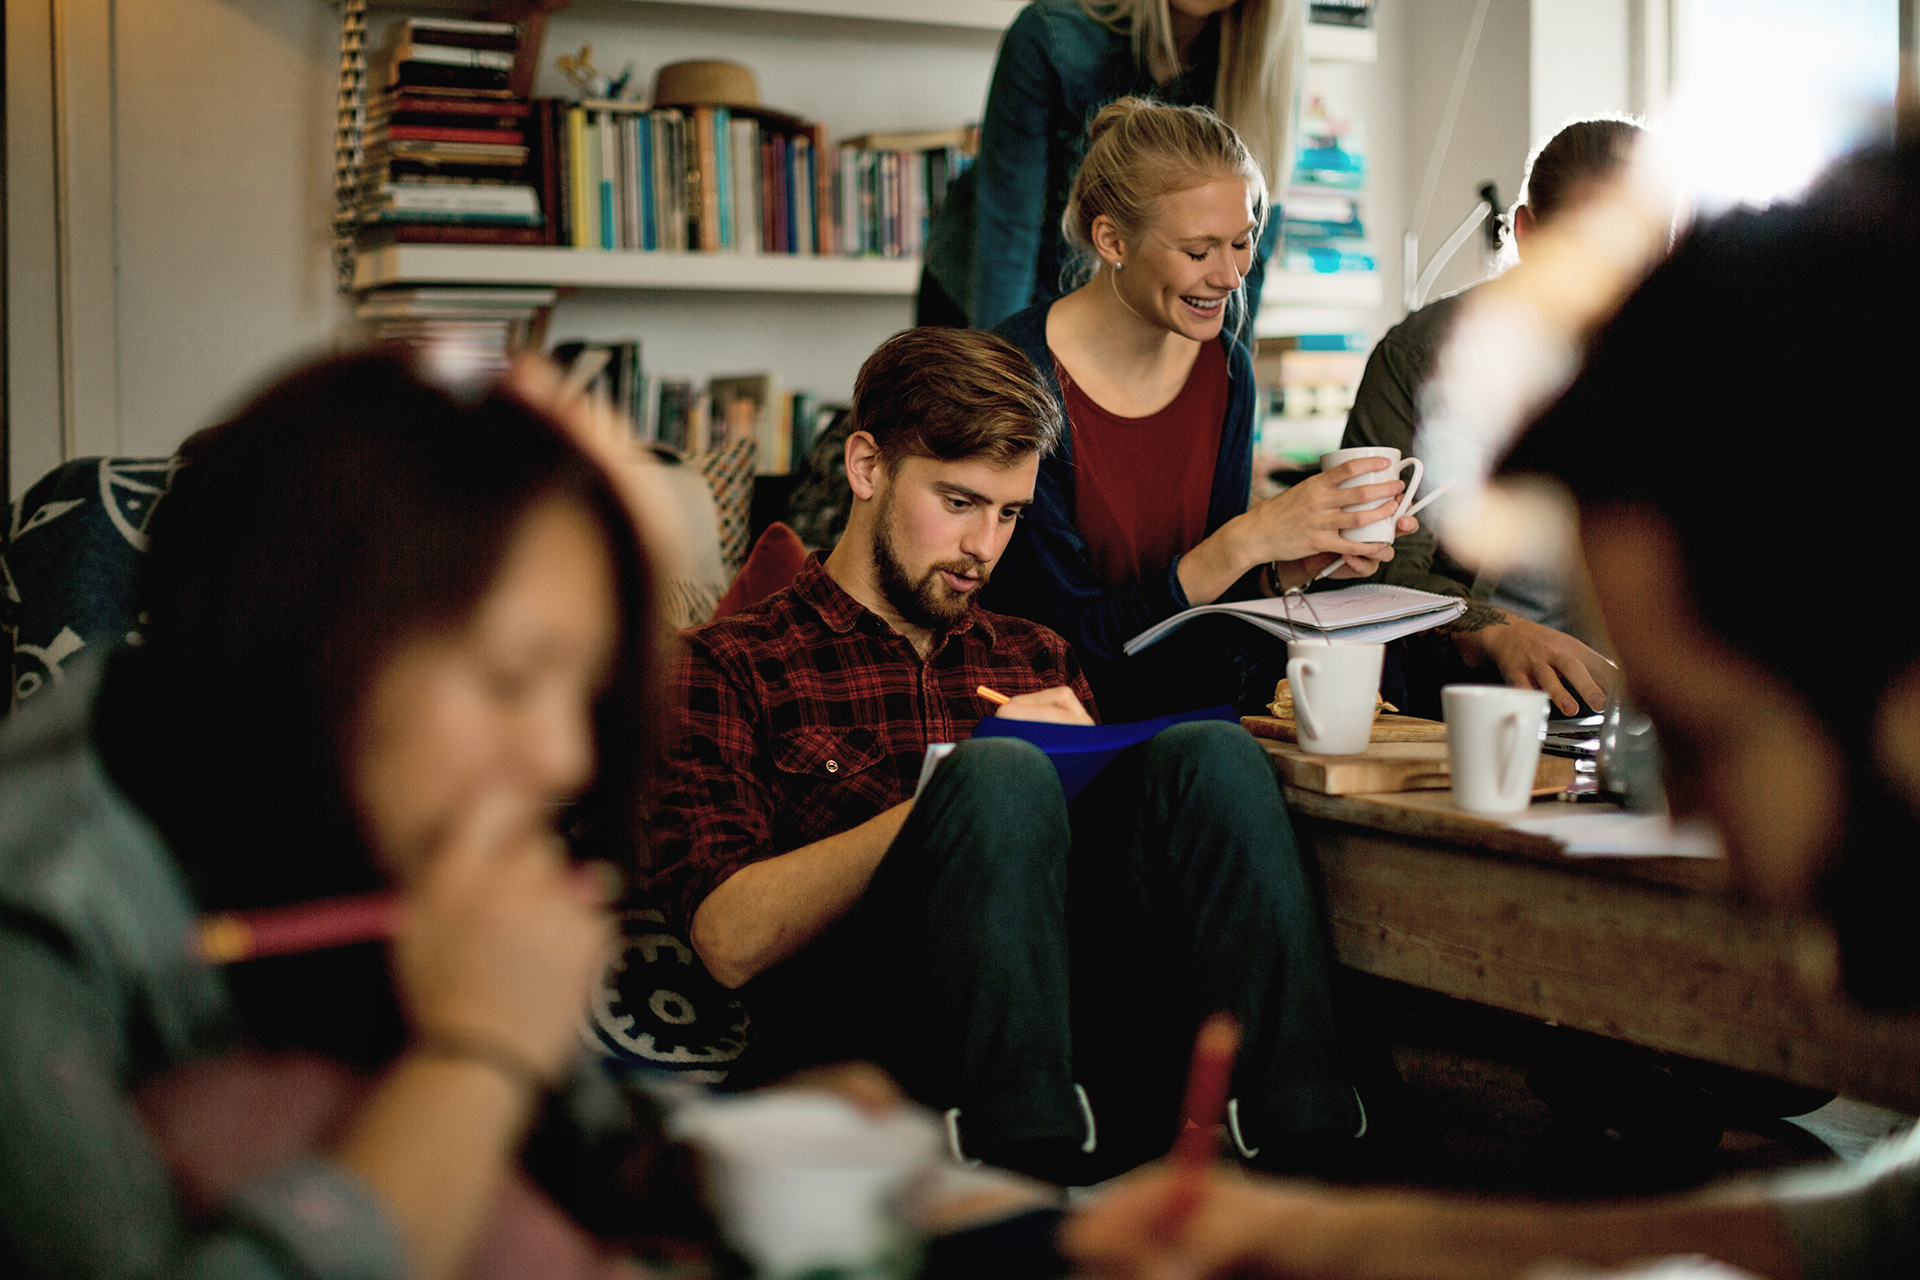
[1274,773,1920,1115]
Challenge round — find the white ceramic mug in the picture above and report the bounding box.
[1443,685,1551,814]
[1321,446,1424,543]
[1286,641,1385,755]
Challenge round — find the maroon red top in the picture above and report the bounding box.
[1056,340,1228,589]
[647,555,1098,934]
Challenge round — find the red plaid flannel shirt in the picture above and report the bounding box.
[647,555,1099,935]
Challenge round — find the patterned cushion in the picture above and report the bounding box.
[4,457,181,714]
[586,910,750,1083]
[694,438,758,574]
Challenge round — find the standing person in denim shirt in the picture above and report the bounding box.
[920,0,1303,339]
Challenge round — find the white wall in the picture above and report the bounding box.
[6,0,350,496]
[1531,0,1632,145]
[1397,0,1532,307]
[114,0,350,457]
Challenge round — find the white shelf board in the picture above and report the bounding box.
[610,0,1023,32]
[353,244,922,295]
[1305,22,1377,63]
[1265,270,1382,308]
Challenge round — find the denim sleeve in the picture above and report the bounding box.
[971,6,1058,329]
[0,930,404,1280]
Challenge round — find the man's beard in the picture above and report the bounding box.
[873,486,987,630]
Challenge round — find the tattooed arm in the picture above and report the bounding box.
[1437,602,1616,715]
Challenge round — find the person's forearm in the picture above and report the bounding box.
[334,1054,538,1280]
[1298,1195,1801,1280]
[1177,521,1257,606]
[691,801,913,988]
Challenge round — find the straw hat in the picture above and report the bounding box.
[652,60,761,111]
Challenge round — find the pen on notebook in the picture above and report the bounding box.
[976,685,1011,706]
[195,892,400,964]
[1157,1012,1241,1237]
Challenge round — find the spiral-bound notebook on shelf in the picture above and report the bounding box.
[1122,584,1466,656]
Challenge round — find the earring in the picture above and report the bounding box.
[1113,260,1123,270]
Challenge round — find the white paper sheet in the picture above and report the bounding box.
[1509,811,1723,858]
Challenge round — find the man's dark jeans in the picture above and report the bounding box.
[738,721,1356,1173]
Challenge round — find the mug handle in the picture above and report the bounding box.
[1286,658,1321,742]
[1496,711,1521,800]
[1392,458,1425,521]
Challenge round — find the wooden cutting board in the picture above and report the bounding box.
[1242,713,1449,744]
[1257,738,1577,796]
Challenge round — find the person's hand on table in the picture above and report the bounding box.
[992,685,1095,725]
[396,794,616,1084]
[1449,606,1617,716]
[1271,514,1421,592]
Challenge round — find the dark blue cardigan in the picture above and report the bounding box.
[983,300,1260,665]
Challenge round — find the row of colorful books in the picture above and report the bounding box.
[555,108,975,257]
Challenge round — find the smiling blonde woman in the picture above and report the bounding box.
[985,98,1417,720]
[919,0,1304,336]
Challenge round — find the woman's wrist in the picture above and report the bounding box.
[413,1027,557,1097]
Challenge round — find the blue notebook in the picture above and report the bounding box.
[969,705,1238,801]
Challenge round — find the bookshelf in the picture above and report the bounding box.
[354,243,920,293]
[353,7,1381,297]
[607,0,1024,32]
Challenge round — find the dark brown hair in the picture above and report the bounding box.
[102,347,659,1063]
[851,328,1064,467]
[1520,116,1645,223]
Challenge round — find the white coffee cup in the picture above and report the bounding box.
[1286,641,1385,755]
[1321,446,1424,543]
[1443,685,1551,814]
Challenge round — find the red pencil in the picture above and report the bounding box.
[1158,1012,1241,1236]
[195,892,400,964]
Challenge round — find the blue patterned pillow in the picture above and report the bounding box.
[4,457,181,714]
[587,910,751,1083]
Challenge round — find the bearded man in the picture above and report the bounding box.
[647,326,1361,1186]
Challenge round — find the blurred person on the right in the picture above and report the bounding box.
[1060,126,1919,1280]
[1344,117,1655,717]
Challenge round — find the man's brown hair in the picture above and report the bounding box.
[850,327,1064,467]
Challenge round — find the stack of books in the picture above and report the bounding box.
[1308,0,1374,28]
[357,18,555,247]
[545,100,976,258]
[1283,87,1376,276]
[356,286,558,376]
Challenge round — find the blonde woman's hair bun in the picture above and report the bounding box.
[1061,96,1268,293]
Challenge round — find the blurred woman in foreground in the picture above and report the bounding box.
[0,351,661,1280]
